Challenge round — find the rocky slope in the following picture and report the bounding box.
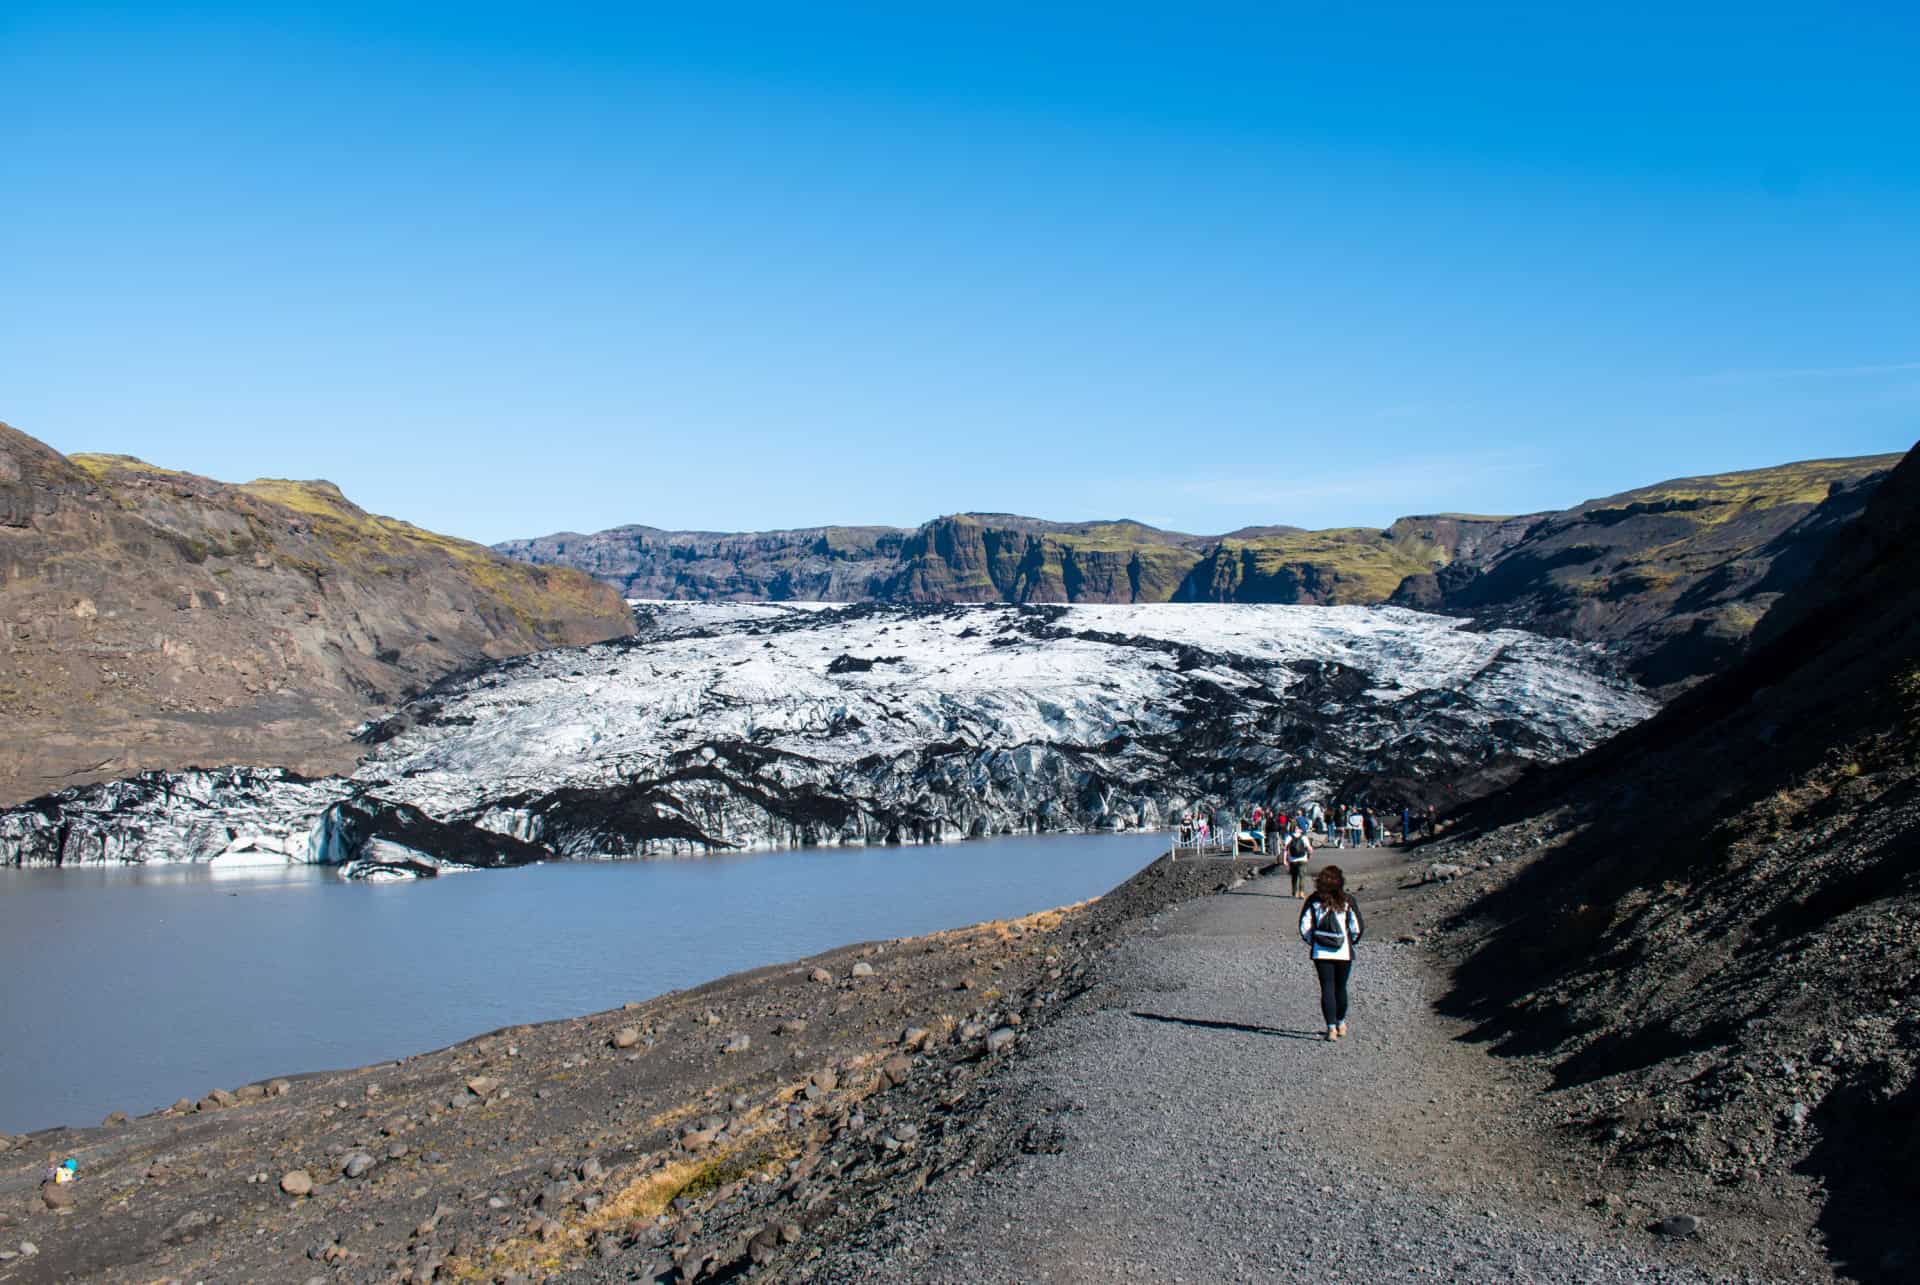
[0,423,635,806]
[500,454,1899,691]
[1393,454,1901,693]
[1423,441,1920,1281]
[0,602,1652,870]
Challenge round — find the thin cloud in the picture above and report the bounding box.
[1689,361,1920,383]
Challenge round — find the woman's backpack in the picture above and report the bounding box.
[1311,903,1348,950]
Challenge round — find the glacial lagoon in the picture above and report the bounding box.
[0,831,1166,1134]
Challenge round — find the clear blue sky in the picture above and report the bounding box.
[4,3,1915,543]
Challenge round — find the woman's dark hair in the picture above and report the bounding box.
[1314,865,1348,910]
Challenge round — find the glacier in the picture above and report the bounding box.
[0,602,1655,870]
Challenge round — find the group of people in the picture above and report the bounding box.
[1176,798,1439,853]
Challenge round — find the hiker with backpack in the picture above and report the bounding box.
[1299,865,1364,1041]
[1284,825,1314,898]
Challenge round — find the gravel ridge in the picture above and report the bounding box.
[807,870,1783,1284]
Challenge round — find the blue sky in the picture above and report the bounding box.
[3,3,1915,543]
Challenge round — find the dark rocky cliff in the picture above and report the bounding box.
[0,423,635,804]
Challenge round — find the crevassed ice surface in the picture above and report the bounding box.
[0,602,1657,866]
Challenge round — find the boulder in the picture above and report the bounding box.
[612,1026,642,1049]
[280,1170,315,1197]
[1654,1213,1701,1239]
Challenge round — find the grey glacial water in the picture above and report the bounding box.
[0,832,1164,1135]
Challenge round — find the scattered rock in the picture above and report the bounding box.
[809,967,834,984]
[101,1110,129,1127]
[342,1152,376,1180]
[777,1018,808,1035]
[612,1026,642,1049]
[810,1069,839,1092]
[580,1155,606,1182]
[164,1209,218,1240]
[881,1055,913,1087]
[986,1027,1017,1054]
[40,1183,73,1211]
[280,1170,314,1197]
[901,1027,931,1050]
[268,1078,291,1097]
[465,1075,501,1099]
[1653,1213,1702,1239]
[850,962,875,978]
[723,1034,752,1055]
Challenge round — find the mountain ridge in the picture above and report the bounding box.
[497,453,1902,693]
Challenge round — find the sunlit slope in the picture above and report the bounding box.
[0,424,634,803]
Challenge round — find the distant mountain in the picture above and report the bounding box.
[0,423,635,805]
[498,453,1902,693]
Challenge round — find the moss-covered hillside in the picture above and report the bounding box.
[1395,454,1905,693]
[0,424,633,804]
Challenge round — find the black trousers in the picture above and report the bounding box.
[1314,958,1352,1026]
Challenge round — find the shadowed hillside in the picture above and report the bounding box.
[0,423,635,804]
[1434,440,1920,1282]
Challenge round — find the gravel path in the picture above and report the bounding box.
[807,871,1781,1284]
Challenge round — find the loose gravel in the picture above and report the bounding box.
[809,871,1782,1284]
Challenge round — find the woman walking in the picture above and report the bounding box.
[1299,865,1364,1041]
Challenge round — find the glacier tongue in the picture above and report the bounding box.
[0,603,1656,868]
